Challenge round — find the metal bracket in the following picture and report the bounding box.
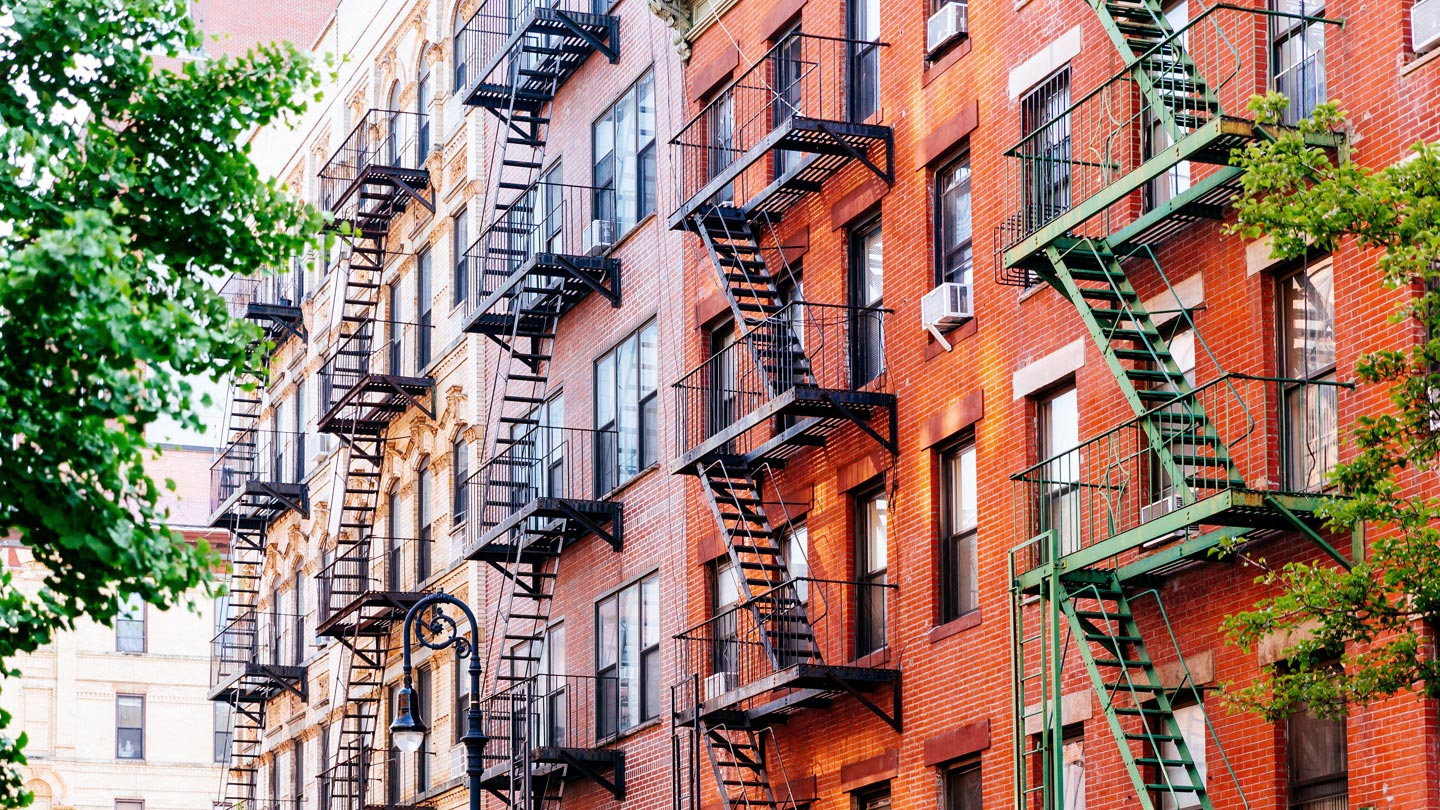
[389,173,435,214]
[552,9,619,63]
[553,500,623,552]
[821,392,897,455]
[1264,495,1352,569]
[825,672,901,733]
[554,256,621,307]
[815,120,893,186]
[558,750,626,800]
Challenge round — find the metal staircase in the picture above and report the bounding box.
[1002,3,1347,810]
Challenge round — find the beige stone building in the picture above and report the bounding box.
[2,444,228,810]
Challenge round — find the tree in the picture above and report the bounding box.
[0,0,324,803]
[1220,94,1440,721]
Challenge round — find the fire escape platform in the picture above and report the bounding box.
[317,376,434,436]
[208,481,309,530]
[461,253,621,337]
[465,497,622,562]
[327,166,433,231]
[673,386,897,476]
[1013,489,1327,595]
[669,117,893,230]
[316,592,427,639]
[246,301,306,348]
[675,663,900,728]
[479,746,625,793]
[208,664,308,703]
[461,8,619,110]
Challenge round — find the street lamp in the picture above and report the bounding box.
[394,591,488,810]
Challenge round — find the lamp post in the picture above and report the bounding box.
[393,592,487,810]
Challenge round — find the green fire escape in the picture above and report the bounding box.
[1000,3,1347,810]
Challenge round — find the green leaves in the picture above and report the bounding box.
[1223,97,1440,721]
[0,1,323,805]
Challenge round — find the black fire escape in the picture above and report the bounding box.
[668,30,900,810]
[314,107,436,810]
[455,0,622,804]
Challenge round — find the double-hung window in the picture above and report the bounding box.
[415,666,431,792]
[417,58,432,160]
[593,73,656,236]
[1020,69,1072,230]
[293,737,305,807]
[1038,385,1081,557]
[213,702,231,764]
[1155,701,1207,809]
[855,485,888,656]
[1287,702,1346,810]
[940,440,978,622]
[116,593,145,653]
[937,155,973,294]
[847,0,880,122]
[595,321,658,491]
[1270,0,1326,125]
[416,248,433,371]
[711,560,742,683]
[595,574,659,738]
[452,208,468,307]
[452,437,469,525]
[116,695,144,760]
[416,464,433,583]
[944,762,982,810]
[707,90,736,204]
[1279,261,1337,491]
[850,218,885,387]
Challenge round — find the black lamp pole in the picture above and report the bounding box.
[393,592,487,810]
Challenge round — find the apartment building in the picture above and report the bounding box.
[3,445,227,810]
[213,1,1440,810]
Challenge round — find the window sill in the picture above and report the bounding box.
[927,610,982,643]
[850,647,892,669]
[1018,282,1049,303]
[1402,46,1440,76]
[606,212,658,257]
[600,462,660,501]
[922,36,972,87]
[598,715,662,746]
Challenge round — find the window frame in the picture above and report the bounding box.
[849,216,885,388]
[939,438,979,623]
[452,207,468,307]
[452,436,470,525]
[935,152,973,290]
[416,460,433,584]
[943,760,982,810]
[593,320,659,492]
[115,593,146,653]
[417,53,432,160]
[591,71,657,237]
[213,702,232,764]
[594,572,660,739]
[116,694,145,760]
[1276,260,1338,491]
[1269,0,1327,125]
[1036,383,1081,558]
[854,482,889,657]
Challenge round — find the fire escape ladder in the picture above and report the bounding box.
[698,458,820,671]
[693,210,785,331]
[1042,240,1244,501]
[1090,0,1219,144]
[1060,572,1211,810]
[221,698,265,807]
[700,720,795,810]
[331,619,394,810]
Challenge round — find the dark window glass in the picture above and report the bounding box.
[595,574,659,738]
[855,485,888,656]
[1288,704,1346,810]
[452,437,469,524]
[847,0,880,121]
[1020,69,1072,234]
[940,441,979,622]
[416,465,433,583]
[116,695,144,760]
[850,219,884,387]
[452,208,468,306]
[944,763,982,810]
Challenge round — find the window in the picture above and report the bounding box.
[1155,701,1207,810]
[1279,261,1337,490]
[387,490,403,591]
[708,320,739,437]
[595,321,658,490]
[1287,704,1346,810]
[453,7,468,92]
[452,208,468,306]
[1271,0,1326,125]
[116,593,145,653]
[595,574,659,738]
[847,0,880,122]
[415,666,431,792]
[292,575,306,665]
[1037,385,1081,557]
[711,559,743,681]
[417,56,432,160]
[944,762,982,810]
[454,655,472,744]
[386,82,403,166]
[387,684,403,805]
[936,155,973,292]
[452,437,470,525]
[940,440,978,622]
[292,378,308,480]
[389,278,407,374]
[116,695,144,760]
[854,783,891,810]
[213,702,231,764]
[416,463,433,583]
[1020,69,1072,230]
[115,802,143,810]
[1062,728,1085,810]
[850,218,884,387]
[855,485,888,656]
[773,27,804,178]
[593,72,656,235]
[293,737,305,804]
[707,89,735,204]
[510,624,567,747]
[1150,325,1197,503]
[1143,2,1192,211]
[416,248,433,370]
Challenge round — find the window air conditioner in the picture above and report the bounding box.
[1416,0,1440,54]
[585,218,618,256]
[926,1,969,57]
[1140,494,1187,548]
[704,671,738,702]
[921,281,973,349]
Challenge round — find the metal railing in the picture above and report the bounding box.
[1010,373,1350,573]
[210,609,307,688]
[481,674,621,765]
[318,109,429,218]
[319,320,435,414]
[457,0,613,96]
[318,536,432,619]
[210,429,308,514]
[467,426,620,542]
[219,265,303,319]
[671,32,888,215]
[462,181,617,319]
[320,747,431,810]
[673,577,895,711]
[674,302,888,457]
[994,3,1342,274]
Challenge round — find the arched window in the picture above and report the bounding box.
[386,81,402,165]
[416,52,432,159]
[453,4,468,93]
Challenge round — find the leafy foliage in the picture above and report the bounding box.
[0,0,324,802]
[1222,94,1440,721]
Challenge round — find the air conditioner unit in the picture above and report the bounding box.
[926,1,969,56]
[584,218,618,256]
[1416,0,1440,54]
[704,671,738,702]
[1140,494,1187,548]
[921,281,973,349]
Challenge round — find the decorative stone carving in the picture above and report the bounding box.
[648,0,694,60]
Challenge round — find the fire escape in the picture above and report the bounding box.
[209,270,311,810]
[456,0,621,805]
[998,4,1347,809]
[315,107,436,810]
[668,31,900,810]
